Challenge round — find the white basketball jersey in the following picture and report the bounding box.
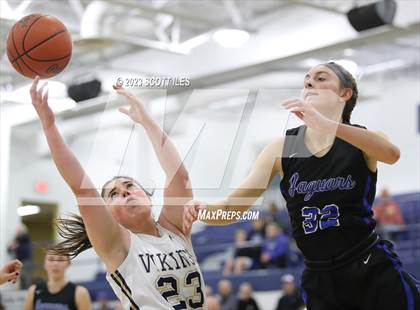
[106,224,207,310]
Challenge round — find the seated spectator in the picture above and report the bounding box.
[373,188,405,240]
[247,218,267,242]
[266,201,292,236]
[275,274,305,310]
[217,279,237,310]
[260,223,289,268]
[224,229,257,275]
[373,188,404,225]
[7,224,33,289]
[94,291,113,310]
[236,283,260,310]
[206,286,221,310]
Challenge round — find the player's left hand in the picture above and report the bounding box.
[282,98,337,134]
[113,85,150,125]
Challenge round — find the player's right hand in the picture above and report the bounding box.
[0,259,22,285]
[183,200,205,235]
[30,76,55,129]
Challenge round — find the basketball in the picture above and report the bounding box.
[6,13,72,79]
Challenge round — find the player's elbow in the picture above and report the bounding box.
[385,146,400,164]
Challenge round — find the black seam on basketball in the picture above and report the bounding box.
[10,14,46,63]
[19,55,42,77]
[13,56,24,75]
[10,16,42,64]
[25,52,71,62]
[22,14,46,53]
[11,29,68,64]
[6,46,16,62]
[11,23,25,74]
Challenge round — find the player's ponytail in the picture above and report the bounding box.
[47,214,92,260]
[323,62,358,124]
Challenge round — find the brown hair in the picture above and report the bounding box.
[47,214,92,260]
[48,176,153,260]
[322,61,359,124]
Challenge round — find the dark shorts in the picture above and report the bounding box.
[300,240,420,310]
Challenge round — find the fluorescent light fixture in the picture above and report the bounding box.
[343,48,355,57]
[17,205,40,216]
[302,58,323,67]
[212,29,250,48]
[363,59,406,74]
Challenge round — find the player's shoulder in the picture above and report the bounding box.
[264,136,285,157]
[75,284,89,295]
[28,284,37,293]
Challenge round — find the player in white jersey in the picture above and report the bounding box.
[29,76,207,309]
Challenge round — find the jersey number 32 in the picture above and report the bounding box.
[301,204,340,234]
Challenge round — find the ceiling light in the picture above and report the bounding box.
[212,29,250,48]
[343,49,355,57]
[363,59,406,74]
[17,205,40,217]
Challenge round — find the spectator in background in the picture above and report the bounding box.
[275,274,305,310]
[247,218,267,242]
[206,286,221,310]
[7,224,33,289]
[373,188,405,240]
[260,223,290,269]
[236,282,260,310]
[224,229,255,275]
[24,251,91,310]
[217,279,237,310]
[266,202,292,236]
[94,291,113,310]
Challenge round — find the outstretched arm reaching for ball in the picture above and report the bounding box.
[183,137,283,233]
[114,85,192,237]
[30,77,129,271]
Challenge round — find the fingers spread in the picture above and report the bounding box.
[283,100,305,110]
[293,111,305,119]
[281,98,300,107]
[42,88,49,104]
[30,76,40,95]
[37,81,48,101]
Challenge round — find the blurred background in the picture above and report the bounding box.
[0,0,419,309]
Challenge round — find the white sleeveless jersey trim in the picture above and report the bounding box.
[106,224,207,310]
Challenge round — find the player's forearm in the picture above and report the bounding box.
[43,124,95,195]
[335,123,400,164]
[142,117,189,182]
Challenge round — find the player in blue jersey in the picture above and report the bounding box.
[184,62,420,310]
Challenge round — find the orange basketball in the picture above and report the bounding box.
[6,13,72,79]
